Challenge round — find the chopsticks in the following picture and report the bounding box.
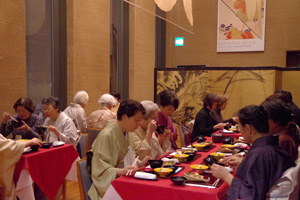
[212,178,220,187]
[126,156,139,176]
[10,116,18,122]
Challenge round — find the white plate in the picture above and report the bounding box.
[23,147,32,154]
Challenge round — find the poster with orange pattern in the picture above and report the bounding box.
[217,0,266,52]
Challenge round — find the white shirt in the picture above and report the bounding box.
[43,112,79,146]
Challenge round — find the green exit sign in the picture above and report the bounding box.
[175,37,184,46]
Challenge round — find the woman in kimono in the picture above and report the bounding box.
[1,97,43,139]
[156,90,179,151]
[0,135,42,200]
[42,96,78,146]
[128,100,166,160]
[88,99,149,200]
[86,93,117,129]
[211,105,295,200]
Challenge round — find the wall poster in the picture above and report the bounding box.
[217,0,266,52]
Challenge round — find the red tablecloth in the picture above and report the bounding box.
[111,139,229,200]
[14,144,78,200]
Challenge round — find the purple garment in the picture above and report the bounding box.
[156,111,178,150]
[0,114,43,139]
[229,135,295,200]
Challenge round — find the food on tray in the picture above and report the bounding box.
[210,153,225,160]
[190,164,208,172]
[184,171,209,182]
[174,154,189,161]
[222,144,235,149]
[163,160,177,166]
[154,168,173,177]
[218,147,237,154]
[192,143,206,150]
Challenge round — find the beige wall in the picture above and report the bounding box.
[67,0,110,115]
[282,71,300,107]
[129,0,156,101]
[166,0,300,68]
[0,1,26,121]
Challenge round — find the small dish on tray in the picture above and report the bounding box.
[41,143,52,148]
[190,164,208,173]
[154,168,173,177]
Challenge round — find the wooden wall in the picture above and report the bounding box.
[129,0,156,102]
[0,1,26,120]
[67,0,110,115]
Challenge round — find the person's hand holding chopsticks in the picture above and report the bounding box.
[15,120,31,131]
[126,156,139,176]
[2,112,12,124]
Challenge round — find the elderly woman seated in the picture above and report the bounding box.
[1,97,43,139]
[64,90,89,133]
[42,96,79,146]
[128,100,166,160]
[87,93,117,129]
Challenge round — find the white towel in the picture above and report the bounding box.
[134,172,157,180]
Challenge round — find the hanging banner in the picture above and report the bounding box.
[217,0,266,52]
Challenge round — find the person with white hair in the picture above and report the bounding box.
[128,100,166,160]
[64,90,89,133]
[87,93,118,129]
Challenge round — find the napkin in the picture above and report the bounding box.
[134,172,157,180]
[23,147,32,153]
[222,129,233,133]
[234,143,248,148]
[161,157,179,163]
[53,141,65,146]
[182,147,197,152]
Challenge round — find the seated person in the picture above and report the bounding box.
[111,92,121,113]
[156,90,179,151]
[274,90,300,126]
[128,100,166,160]
[87,94,117,129]
[0,134,41,200]
[211,105,295,200]
[192,93,226,141]
[210,94,237,125]
[64,90,89,133]
[261,98,300,161]
[88,99,149,199]
[42,96,79,146]
[1,97,43,139]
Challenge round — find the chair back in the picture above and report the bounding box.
[77,158,92,200]
[180,125,192,146]
[267,164,300,200]
[78,133,88,158]
[0,186,5,200]
[86,128,102,149]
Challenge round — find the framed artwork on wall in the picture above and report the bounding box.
[217,0,266,52]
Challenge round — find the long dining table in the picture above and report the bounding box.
[14,144,79,200]
[103,138,231,200]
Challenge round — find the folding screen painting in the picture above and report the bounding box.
[217,0,266,52]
